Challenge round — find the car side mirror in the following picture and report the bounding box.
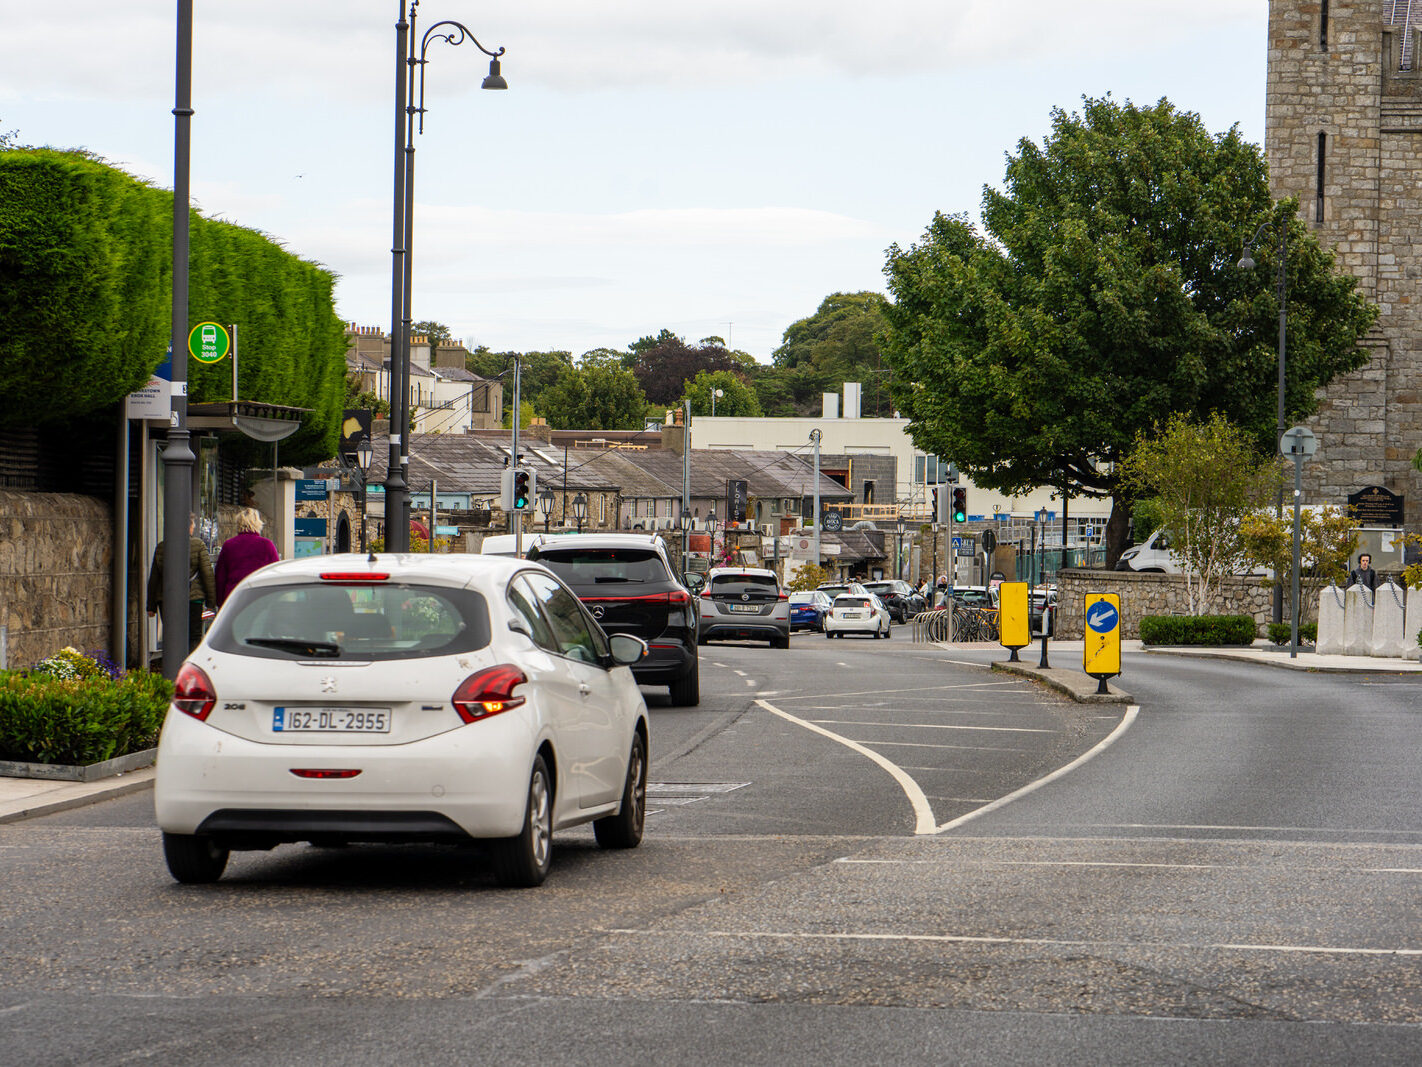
[608,633,648,665]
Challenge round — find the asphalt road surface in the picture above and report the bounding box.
[2,636,1420,1065]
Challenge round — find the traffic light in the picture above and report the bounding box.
[934,487,950,525]
[951,487,968,524]
[512,468,533,511]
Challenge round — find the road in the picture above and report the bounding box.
[2,636,1421,1064]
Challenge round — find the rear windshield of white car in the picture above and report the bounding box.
[789,592,820,604]
[532,547,669,585]
[207,582,491,660]
[836,597,871,609]
[709,574,779,597]
[864,583,894,596]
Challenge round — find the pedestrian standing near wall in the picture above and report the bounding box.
[215,507,280,606]
[146,513,216,653]
[1347,553,1379,593]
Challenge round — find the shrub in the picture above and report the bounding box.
[0,669,173,765]
[1266,622,1318,646]
[1138,614,1257,647]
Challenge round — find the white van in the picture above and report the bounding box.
[480,532,545,558]
[1115,529,1181,573]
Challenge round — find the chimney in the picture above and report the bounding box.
[822,392,840,419]
[844,382,861,419]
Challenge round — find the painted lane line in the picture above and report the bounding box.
[605,928,1422,958]
[757,698,938,835]
[810,719,1054,734]
[771,680,1027,703]
[932,705,1139,834]
[857,740,1028,752]
[834,858,1422,874]
[1067,822,1422,836]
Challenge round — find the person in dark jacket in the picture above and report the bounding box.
[147,513,217,652]
[1347,553,1379,592]
[216,507,280,606]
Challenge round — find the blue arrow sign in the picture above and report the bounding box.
[1086,601,1119,634]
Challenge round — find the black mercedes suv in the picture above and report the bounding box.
[528,533,699,706]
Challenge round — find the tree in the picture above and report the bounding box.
[786,562,832,591]
[628,331,742,405]
[1118,413,1280,615]
[465,348,573,422]
[880,96,1378,565]
[538,360,647,430]
[411,320,451,346]
[683,369,762,418]
[1238,507,1357,622]
[770,292,894,416]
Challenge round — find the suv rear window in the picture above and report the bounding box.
[207,582,490,661]
[836,597,871,609]
[532,547,669,585]
[708,573,779,597]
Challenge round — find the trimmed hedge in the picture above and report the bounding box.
[0,670,173,766]
[1266,622,1318,646]
[0,148,347,466]
[1138,614,1257,646]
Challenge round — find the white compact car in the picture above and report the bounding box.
[155,553,650,888]
[824,592,892,639]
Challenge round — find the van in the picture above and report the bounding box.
[1114,529,1181,573]
[480,533,545,558]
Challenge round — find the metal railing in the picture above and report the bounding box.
[911,603,999,643]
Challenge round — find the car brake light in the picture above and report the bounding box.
[452,664,527,723]
[319,572,390,582]
[290,769,362,779]
[777,592,788,601]
[173,663,217,721]
[667,589,690,604]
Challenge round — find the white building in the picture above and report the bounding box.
[691,382,1111,534]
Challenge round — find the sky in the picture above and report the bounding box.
[1,1,1267,363]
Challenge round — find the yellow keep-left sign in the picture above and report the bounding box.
[1083,592,1121,677]
[997,581,1030,649]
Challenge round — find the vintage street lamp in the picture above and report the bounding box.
[385,0,506,552]
[707,508,718,565]
[356,438,374,552]
[895,514,908,581]
[711,387,724,417]
[1036,506,1050,589]
[1239,214,1288,625]
[572,492,588,534]
[538,487,554,532]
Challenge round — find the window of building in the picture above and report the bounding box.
[1320,0,1328,51]
[1316,132,1326,223]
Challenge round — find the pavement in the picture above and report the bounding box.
[2,640,1417,825]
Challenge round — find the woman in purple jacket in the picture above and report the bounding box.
[215,507,280,606]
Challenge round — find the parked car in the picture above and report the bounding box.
[788,590,833,632]
[949,585,997,608]
[1029,589,1057,636]
[529,533,700,705]
[824,592,892,639]
[863,579,925,623]
[154,552,650,888]
[697,566,791,648]
[817,581,869,600]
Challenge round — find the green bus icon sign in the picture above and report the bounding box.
[188,321,231,364]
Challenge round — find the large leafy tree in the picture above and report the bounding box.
[766,292,893,416]
[538,355,647,430]
[465,347,573,421]
[628,331,742,406]
[880,96,1377,564]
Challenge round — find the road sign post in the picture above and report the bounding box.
[188,321,231,364]
[1083,592,1121,694]
[998,581,1029,662]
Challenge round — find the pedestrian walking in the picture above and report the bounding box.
[215,507,280,606]
[147,513,217,653]
[1347,553,1379,592]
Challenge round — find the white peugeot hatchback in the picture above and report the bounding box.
[155,553,650,888]
[823,592,892,639]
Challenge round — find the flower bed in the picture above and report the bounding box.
[0,648,173,768]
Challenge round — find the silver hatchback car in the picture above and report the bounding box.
[696,567,791,648]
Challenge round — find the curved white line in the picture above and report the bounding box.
[933,704,1140,833]
[756,698,938,834]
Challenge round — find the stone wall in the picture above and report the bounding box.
[1054,569,1275,640]
[0,491,112,669]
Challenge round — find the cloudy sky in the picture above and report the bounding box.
[2,1,1266,362]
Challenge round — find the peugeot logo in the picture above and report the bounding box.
[321,676,337,694]
[592,605,605,619]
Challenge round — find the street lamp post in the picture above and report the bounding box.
[895,514,907,582]
[1036,505,1050,667]
[711,387,723,417]
[1239,215,1288,626]
[680,507,693,576]
[538,487,554,533]
[707,509,718,566]
[356,438,373,552]
[1036,507,1049,589]
[572,492,588,534]
[385,0,505,552]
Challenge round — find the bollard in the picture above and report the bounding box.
[1370,581,1407,658]
[1342,584,1375,657]
[1316,584,1346,655]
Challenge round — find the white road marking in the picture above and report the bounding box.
[757,699,1139,836]
[857,740,1026,752]
[771,680,1027,703]
[606,927,1422,958]
[810,719,1054,734]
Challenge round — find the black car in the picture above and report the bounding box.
[529,533,700,706]
[863,580,926,623]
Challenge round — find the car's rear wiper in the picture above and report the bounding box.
[245,637,342,657]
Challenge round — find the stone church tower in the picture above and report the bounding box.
[1266,1,1422,525]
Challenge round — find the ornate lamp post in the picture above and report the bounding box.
[895,514,908,581]
[1239,216,1288,625]
[356,438,374,552]
[680,507,693,575]
[538,487,554,533]
[1036,506,1050,589]
[711,387,724,417]
[572,492,588,534]
[385,0,506,551]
